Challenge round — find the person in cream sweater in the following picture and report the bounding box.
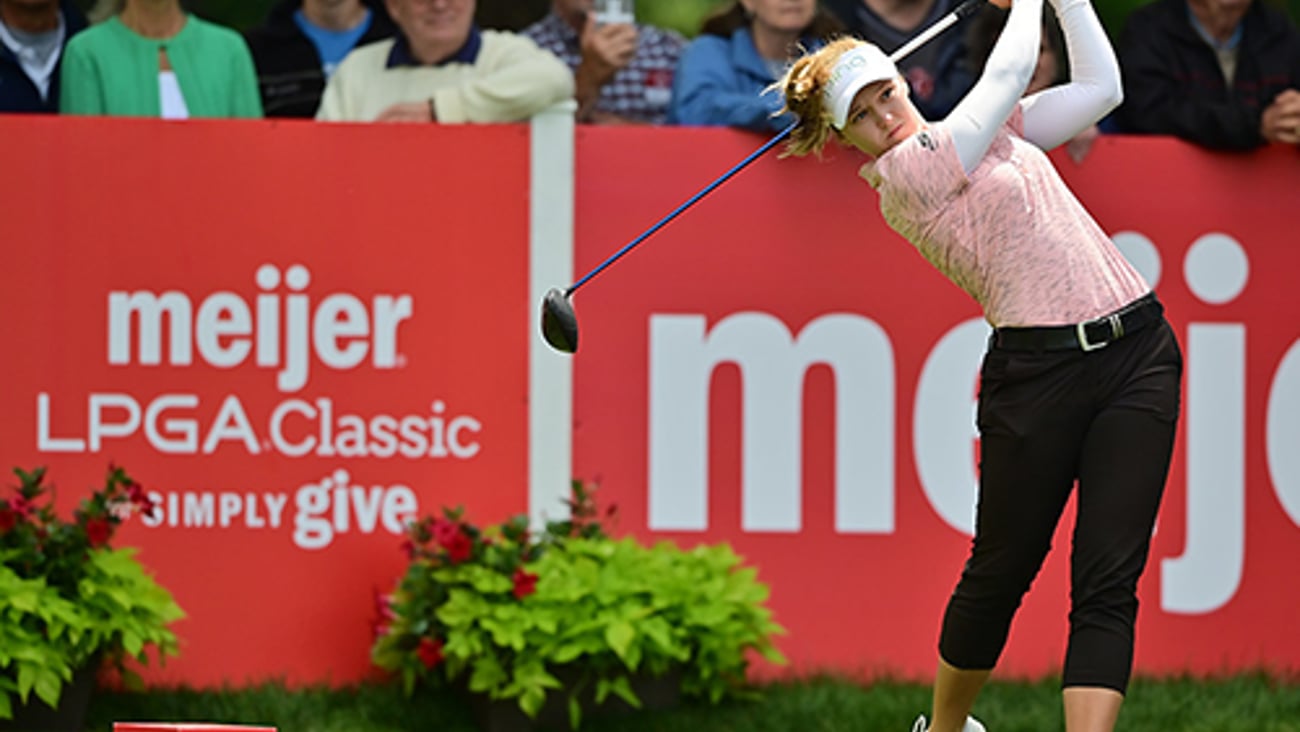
[317,0,574,123]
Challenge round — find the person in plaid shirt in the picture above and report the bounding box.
[523,0,684,124]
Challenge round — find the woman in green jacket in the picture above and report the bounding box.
[61,0,262,118]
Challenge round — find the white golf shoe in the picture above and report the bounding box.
[910,714,987,732]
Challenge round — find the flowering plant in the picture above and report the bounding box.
[371,481,785,729]
[0,465,184,720]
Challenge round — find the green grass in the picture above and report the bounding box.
[84,673,1300,732]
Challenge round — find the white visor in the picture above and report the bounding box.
[824,44,898,129]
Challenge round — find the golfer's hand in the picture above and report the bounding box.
[376,102,435,123]
[1260,89,1300,145]
[578,15,638,87]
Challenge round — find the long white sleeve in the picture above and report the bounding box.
[940,0,1043,173]
[1019,0,1123,149]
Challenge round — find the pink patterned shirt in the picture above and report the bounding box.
[859,108,1149,327]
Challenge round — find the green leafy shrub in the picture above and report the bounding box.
[371,481,785,728]
[0,466,184,719]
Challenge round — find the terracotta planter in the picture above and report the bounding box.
[0,662,97,732]
[465,668,681,732]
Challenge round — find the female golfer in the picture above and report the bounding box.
[776,0,1182,730]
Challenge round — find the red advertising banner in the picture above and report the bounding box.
[3,115,1298,688]
[0,116,534,685]
[572,128,1300,680]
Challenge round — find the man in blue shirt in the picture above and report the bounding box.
[244,0,396,118]
[0,0,86,112]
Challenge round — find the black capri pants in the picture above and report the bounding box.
[938,295,1182,693]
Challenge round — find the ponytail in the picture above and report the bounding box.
[772,37,863,157]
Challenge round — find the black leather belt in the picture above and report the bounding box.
[991,293,1163,352]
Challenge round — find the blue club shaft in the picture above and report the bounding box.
[563,0,985,297]
[566,124,794,295]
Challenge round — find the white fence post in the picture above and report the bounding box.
[529,101,577,529]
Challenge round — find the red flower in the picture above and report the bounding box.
[370,592,396,639]
[399,538,417,559]
[444,532,473,563]
[512,567,539,600]
[85,517,114,547]
[0,507,17,532]
[126,481,149,506]
[431,519,459,546]
[375,593,396,620]
[10,496,34,517]
[433,519,473,564]
[417,637,444,668]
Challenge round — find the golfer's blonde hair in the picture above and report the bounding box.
[776,37,864,158]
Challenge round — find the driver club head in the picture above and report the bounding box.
[540,287,579,353]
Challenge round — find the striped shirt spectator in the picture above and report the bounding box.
[523,4,683,124]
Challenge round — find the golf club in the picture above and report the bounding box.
[540,0,988,354]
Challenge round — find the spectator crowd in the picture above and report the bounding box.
[1,0,1298,150]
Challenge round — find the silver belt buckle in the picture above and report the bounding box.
[1076,313,1123,352]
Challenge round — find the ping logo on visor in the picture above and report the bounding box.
[825,44,898,129]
